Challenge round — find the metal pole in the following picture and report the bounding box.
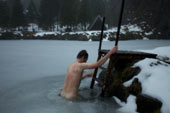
[115,0,125,46]
[90,17,105,89]
[99,17,105,51]
[100,0,125,96]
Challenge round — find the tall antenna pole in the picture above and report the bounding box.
[115,0,125,46]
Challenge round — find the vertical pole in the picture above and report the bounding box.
[90,17,105,89]
[101,0,125,97]
[90,54,102,89]
[99,17,105,51]
[115,0,125,46]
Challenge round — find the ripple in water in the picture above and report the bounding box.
[0,76,121,113]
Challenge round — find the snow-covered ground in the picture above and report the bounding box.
[32,24,147,40]
[0,23,157,41]
[0,40,170,113]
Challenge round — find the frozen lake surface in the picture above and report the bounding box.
[0,40,170,113]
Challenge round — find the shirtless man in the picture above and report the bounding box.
[61,46,118,100]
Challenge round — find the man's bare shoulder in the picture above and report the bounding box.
[67,62,83,72]
[80,62,98,69]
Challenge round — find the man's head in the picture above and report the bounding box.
[77,50,88,63]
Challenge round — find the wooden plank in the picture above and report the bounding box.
[100,50,157,59]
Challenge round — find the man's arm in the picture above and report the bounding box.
[81,46,118,69]
[82,72,94,80]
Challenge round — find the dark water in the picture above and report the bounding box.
[0,76,121,113]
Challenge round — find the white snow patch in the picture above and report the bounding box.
[127,24,143,32]
[34,32,58,37]
[103,33,110,41]
[143,37,149,40]
[106,24,143,35]
[119,24,143,33]
[27,23,39,32]
[121,46,170,113]
[13,31,23,36]
[145,31,153,36]
[115,95,137,113]
[88,39,92,42]
[107,27,117,33]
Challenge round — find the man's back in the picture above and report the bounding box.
[61,62,83,100]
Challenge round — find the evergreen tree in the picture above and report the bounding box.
[10,0,27,29]
[60,0,79,29]
[53,0,61,31]
[90,0,106,19]
[0,0,10,29]
[78,0,92,30]
[39,0,60,31]
[50,0,61,31]
[105,0,120,27]
[26,0,39,24]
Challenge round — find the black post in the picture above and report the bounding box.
[99,17,105,51]
[90,17,105,89]
[115,0,125,46]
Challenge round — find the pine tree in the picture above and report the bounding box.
[26,0,39,31]
[105,0,120,27]
[78,0,92,30]
[10,0,27,29]
[52,0,61,31]
[26,0,39,24]
[39,0,60,31]
[60,0,79,30]
[0,0,10,29]
[90,0,106,19]
[49,0,61,31]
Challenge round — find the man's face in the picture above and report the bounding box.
[83,57,88,63]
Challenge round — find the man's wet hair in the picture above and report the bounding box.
[77,50,88,59]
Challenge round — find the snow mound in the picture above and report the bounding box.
[117,46,170,113]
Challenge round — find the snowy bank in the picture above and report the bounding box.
[1,24,170,40]
[33,24,145,41]
[116,46,170,113]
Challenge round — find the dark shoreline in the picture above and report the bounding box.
[1,32,170,41]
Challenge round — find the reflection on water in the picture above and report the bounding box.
[0,76,120,113]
